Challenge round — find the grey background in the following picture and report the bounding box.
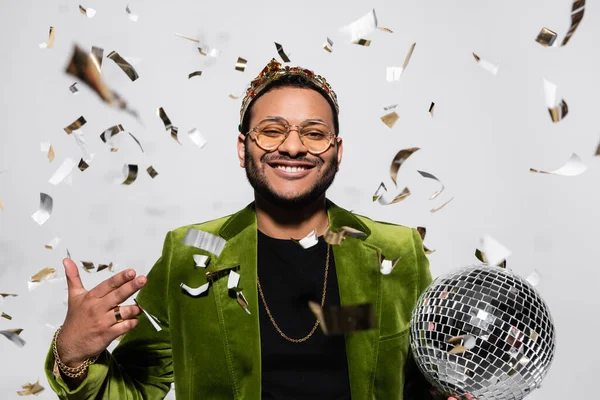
[0,0,598,398]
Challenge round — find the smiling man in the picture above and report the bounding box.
[45,59,443,399]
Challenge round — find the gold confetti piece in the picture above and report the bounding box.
[429,102,435,116]
[378,27,393,33]
[121,164,139,185]
[562,0,585,46]
[156,107,180,143]
[237,292,251,314]
[377,187,411,205]
[91,46,104,73]
[595,139,600,156]
[125,3,139,22]
[472,52,499,75]
[81,261,95,273]
[542,79,569,122]
[1,328,25,347]
[530,153,587,176]
[147,165,158,178]
[188,71,203,79]
[235,57,248,72]
[430,197,453,213]
[198,44,222,57]
[353,39,371,46]
[31,193,53,225]
[274,42,291,63]
[107,51,139,81]
[448,335,464,344]
[40,142,55,162]
[323,225,367,245]
[389,42,416,80]
[417,170,445,200]
[390,147,420,185]
[79,5,96,18]
[380,111,399,128]
[64,116,86,134]
[134,298,163,331]
[100,124,125,150]
[480,235,511,267]
[323,37,334,53]
[0,200,4,211]
[372,182,387,201]
[31,267,56,282]
[96,262,114,272]
[78,158,90,171]
[128,132,144,152]
[340,9,378,42]
[174,33,200,43]
[535,27,557,47]
[188,128,208,149]
[206,265,241,284]
[38,26,55,49]
[309,301,376,335]
[449,344,469,354]
[69,82,79,94]
[45,237,61,249]
[1,312,11,320]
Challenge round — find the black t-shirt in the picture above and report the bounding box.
[257,230,352,400]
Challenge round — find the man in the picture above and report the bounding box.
[45,59,449,399]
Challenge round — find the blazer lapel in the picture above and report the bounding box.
[209,204,261,400]
[328,201,383,400]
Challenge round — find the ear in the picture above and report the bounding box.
[237,133,246,168]
[335,137,343,171]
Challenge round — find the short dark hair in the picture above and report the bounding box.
[239,74,340,136]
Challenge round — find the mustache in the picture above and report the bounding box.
[261,154,323,166]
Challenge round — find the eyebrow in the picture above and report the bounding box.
[263,116,327,123]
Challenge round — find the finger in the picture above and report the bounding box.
[64,258,86,297]
[107,317,139,339]
[104,276,147,308]
[89,269,137,299]
[106,305,143,326]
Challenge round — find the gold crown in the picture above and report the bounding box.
[239,58,339,127]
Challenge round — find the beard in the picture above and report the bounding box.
[244,146,338,209]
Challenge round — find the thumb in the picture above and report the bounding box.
[63,258,85,296]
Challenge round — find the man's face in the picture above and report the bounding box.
[237,87,343,208]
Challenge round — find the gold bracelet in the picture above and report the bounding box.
[52,326,99,379]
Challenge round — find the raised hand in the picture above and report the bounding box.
[55,258,147,367]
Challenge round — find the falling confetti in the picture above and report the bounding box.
[378,27,393,33]
[91,46,104,72]
[417,170,445,199]
[128,132,144,152]
[380,257,401,275]
[134,299,162,332]
[274,42,291,62]
[535,27,558,47]
[121,164,139,185]
[188,71,203,79]
[31,193,53,225]
[372,182,387,201]
[69,82,79,94]
[340,9,378,42]
[40,142,55,162]
[79,5,96,18]
[376,187,411,205]
[323,225,366,245]
[107,51,139,81]
[125,3,139,22]
[530,153,586,176]
[429,102,435,116]
[0,328,26,347]
[100,124,125,151]
[157,107,180,143]
[386,42,416,81]
[45,237,61,249]
[188,128,208,149]
[543,79,569,122]
[198,44,222,57]
[380,111,399,128]
[562,0,586,46]
[323,37,334,53]
[146,165,158,179]
[293,229,318,249]
[430,197,454,213]
[17,380,45,396]
[480,235,511,267]
[235,57,248,72]
[390,147,420,185]
[48,158,77,185]
[353,39,371,47]
[38,26,55,49]
[1,312,11,320]
[0,200,4,211]
[472,52,499,75]
[309,301,376,335]
[174,33,200,43]
[383,104,397,111]
[63,116,86,134]
[417,226,435,254]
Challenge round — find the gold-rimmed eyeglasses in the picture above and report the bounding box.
[246,117,335,155]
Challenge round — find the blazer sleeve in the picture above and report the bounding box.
[44,232,175,400]
[403,228,436,400]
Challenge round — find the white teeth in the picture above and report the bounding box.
[276,165,306,173]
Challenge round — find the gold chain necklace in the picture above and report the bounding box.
[257,244,330,343]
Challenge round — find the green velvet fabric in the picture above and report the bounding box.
[44,200,432,399]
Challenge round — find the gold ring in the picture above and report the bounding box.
[113,305,124,323]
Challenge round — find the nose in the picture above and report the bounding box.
[277,127,308,157]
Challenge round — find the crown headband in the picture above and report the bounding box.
[239,58,339,129]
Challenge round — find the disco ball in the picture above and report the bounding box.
[409,264,556,400]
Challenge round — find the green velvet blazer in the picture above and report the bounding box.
[45,200,432,399]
